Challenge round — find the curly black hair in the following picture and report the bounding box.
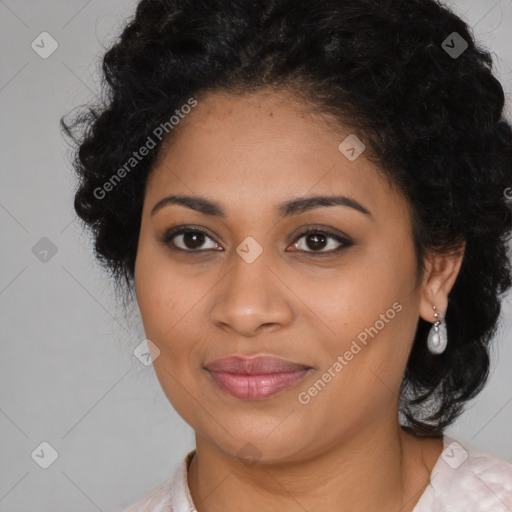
[61,0,512,436]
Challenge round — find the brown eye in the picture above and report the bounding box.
[160,227,220,252]
[290,229,353,255]
[178,231,209,250]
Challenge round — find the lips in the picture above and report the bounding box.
[205,355,311,374]
[204,356,313,400]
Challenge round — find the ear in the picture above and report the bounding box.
[419,242,466,323]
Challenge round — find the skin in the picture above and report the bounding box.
[134,89,465,512]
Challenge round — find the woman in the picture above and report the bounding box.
[62,0,512,510]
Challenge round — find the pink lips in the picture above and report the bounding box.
[204,356,312,400]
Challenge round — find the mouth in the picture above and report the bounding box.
[203,355,313,400]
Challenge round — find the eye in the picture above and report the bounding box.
[158,226,221,252]
[288,228,353,255]
[158,225,353,255]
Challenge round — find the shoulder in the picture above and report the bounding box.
[414,436,512,511]
[120,477,175,512]
[120,450,196,512]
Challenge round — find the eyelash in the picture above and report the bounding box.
[157,225,353,257]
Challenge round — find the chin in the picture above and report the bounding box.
[201,421,316,466]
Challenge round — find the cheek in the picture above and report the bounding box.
[135,243,188,353]
[134,241,218,381]
[306,242,418,390]
[135,252,204,417]
[303,254,405,342]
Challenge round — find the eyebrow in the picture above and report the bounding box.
[150,194,372,219]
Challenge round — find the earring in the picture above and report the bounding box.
[427,305,447,354]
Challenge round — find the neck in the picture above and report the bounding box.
[187,419,443,512]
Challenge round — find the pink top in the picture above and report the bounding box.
[121,435,512,511]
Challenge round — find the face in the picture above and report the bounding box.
[134,89,425,463]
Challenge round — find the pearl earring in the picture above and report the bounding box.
[427,305,447,354]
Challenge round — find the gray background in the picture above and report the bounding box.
[1,0,511,510]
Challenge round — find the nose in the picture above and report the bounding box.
[208,250,294,337]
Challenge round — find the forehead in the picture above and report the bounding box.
[144,90,404,221]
